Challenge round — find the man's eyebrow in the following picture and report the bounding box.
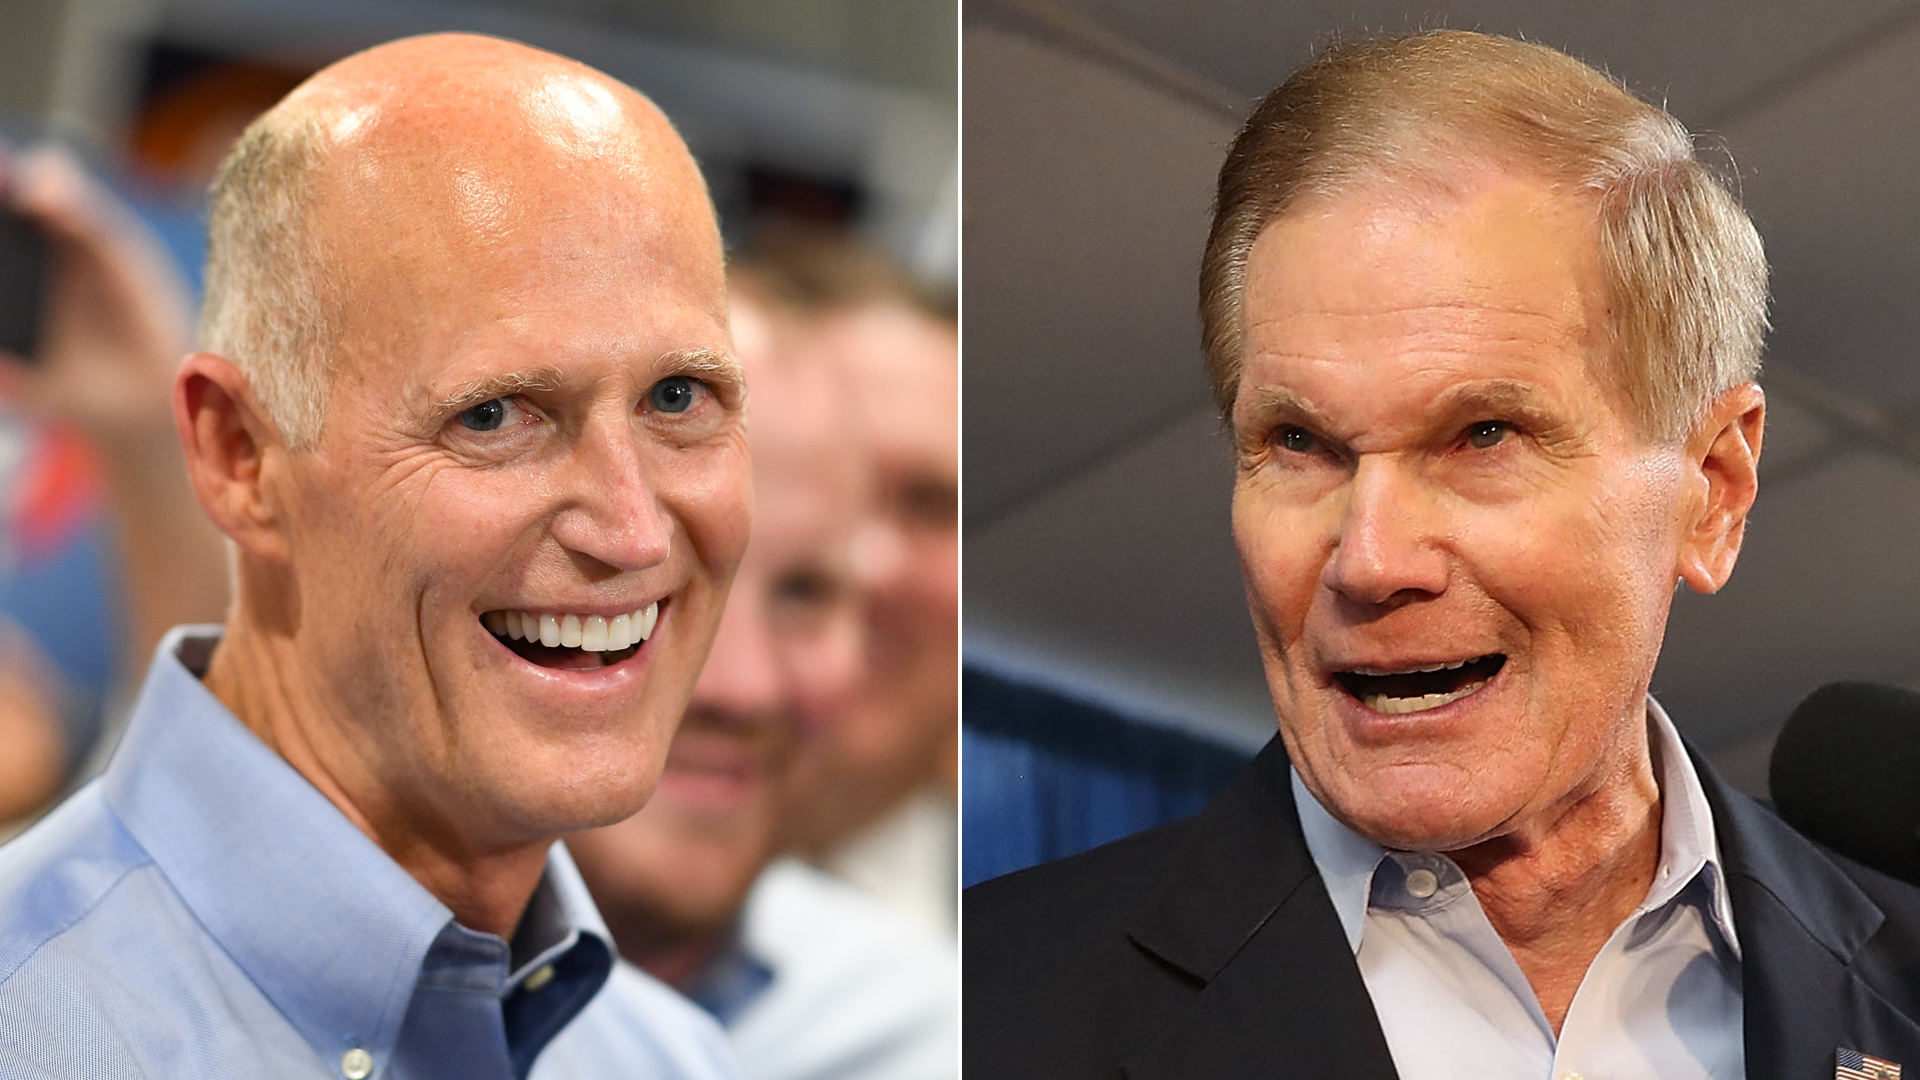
[432,367,566,413]
[1234,383,1327,426]
[661,347,746,404]
[1427,379,1560,426]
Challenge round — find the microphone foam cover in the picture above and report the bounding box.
[1770,680,1920,886]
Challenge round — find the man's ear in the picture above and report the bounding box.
[1676,382,1765,594]
[173,352,293,565]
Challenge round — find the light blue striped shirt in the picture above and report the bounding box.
[1293,698,1744,1080]
[0,627,735,1080]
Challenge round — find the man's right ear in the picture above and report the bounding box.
[174,352,292,565]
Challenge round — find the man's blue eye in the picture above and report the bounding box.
[460,399,508,431]
[650,377,698,414]
[1466,420,1513,449]
[1280,426,1317,453]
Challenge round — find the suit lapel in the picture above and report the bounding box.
[1120,738,1399,1080]
[1108,737,1920,1079]
[1694,753,1920,1079]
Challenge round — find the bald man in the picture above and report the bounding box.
[0,34,747,1080]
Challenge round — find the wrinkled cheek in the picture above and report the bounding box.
[1233,517,1321,732]
[1233,496,1317,652]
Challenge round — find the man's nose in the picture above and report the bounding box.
[548,415,673,572]
[851,517,909,594]
[1319,457,1449,606]
[690,586,785,719]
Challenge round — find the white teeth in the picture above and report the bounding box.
[1364,679,1488,715]
[485,602,660,652]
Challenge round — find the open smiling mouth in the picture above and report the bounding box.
[482,601,659,671]
[1333,654,1506,715]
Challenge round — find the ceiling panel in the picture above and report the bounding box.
[964,24,1233,525]
[1031,0,1920,121]
[1756,387,1839,481]
[966,406,1275,744]
[1718,16,1920,405]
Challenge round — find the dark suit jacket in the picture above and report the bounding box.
[965,735,1920,1079]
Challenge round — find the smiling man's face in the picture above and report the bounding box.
[1232,172,1713,853]
[269,66,748,849]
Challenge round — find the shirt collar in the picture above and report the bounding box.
[102,626,616,1069]
[1292,695,1741,958]
[513,840,612,985]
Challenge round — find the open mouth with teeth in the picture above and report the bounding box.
[483,601,659,671]
[1334,654,1506,715]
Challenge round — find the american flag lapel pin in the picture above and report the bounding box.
[1838,1047,1902,1080]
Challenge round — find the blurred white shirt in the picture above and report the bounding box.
[820,787,957,938]
[544,859,956,1080]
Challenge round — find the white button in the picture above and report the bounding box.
[1405,867,1439,899]
[341,1048,373,1080]
[524,963,556,992]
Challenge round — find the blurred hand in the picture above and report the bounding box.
[0,146,192,450]
[0,146,226,670]
[0,622,68,826]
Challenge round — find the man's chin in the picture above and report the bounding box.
[1313,773,1513,853]
[469,746,667,841]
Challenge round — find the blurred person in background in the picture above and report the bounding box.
[767,236,959,937]
[0,145,227,826]
[545,268,956,1080]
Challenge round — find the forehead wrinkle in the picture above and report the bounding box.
[1251,298,1565,321]
[1243,301,1575,355]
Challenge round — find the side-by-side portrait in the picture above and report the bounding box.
[8,0,1920,1078]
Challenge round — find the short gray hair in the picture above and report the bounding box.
[1200,30,1769,443]
[198,110,337,450]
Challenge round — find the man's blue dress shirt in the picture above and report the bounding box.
[0,627,736,1080]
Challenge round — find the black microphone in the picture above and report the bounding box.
[1769,681,1920,887]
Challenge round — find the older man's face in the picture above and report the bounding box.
[1232,173,1707,852]
[275,75,748,845]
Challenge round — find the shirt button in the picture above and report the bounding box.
[340,1048,374,1080]
[524,964,556,992]
[1405,867,1439,899]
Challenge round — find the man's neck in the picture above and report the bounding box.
[1450,743,1663,1035]
[201,615,549,939]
